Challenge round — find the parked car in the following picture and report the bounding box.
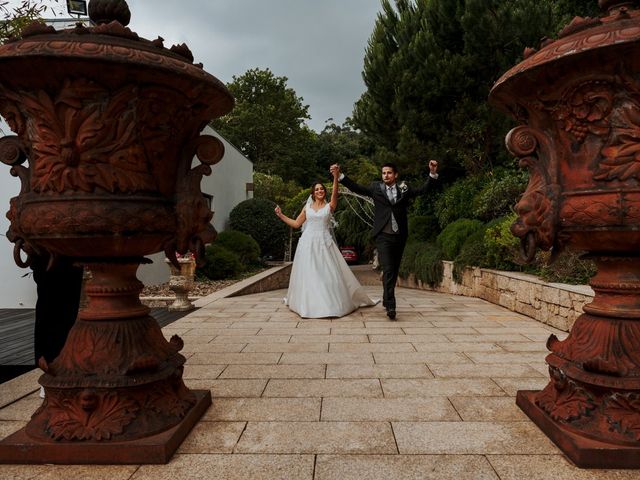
[339,246,358,264]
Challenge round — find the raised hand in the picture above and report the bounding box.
[274,205,282,217]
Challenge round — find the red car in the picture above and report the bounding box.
[339,246,358,264]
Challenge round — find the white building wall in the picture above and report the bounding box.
[0,146,38,307]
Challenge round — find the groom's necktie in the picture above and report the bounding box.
[386,185,399,233]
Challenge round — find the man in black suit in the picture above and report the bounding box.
[331,160,439,320]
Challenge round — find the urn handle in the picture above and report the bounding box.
[167,135,225,269]
[506,125,560,263]
[0,135,30,194]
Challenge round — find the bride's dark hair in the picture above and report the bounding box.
[310,180,327,201]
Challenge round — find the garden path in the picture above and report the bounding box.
[0,286,636,479]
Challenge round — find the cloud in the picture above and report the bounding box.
[123,0,381,131]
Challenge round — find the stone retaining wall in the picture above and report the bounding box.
[226,263,292,297]
[397,261,593,332]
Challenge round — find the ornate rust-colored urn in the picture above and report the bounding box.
[0,0,232,464]
[490,0,640,468]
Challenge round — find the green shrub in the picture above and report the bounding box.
[198,244,243,280]
[436,218,484,260]
[472,170,527,221]
[408,215,440,243]
[399,241,444,287]
[215,230,261,266]
[399,242,423,279]
[434,176,485,227]
[452,229,487,283]
[229,198,288,259]
[414,244,444,288]
[483,213,521,270]
[334,204,373,258]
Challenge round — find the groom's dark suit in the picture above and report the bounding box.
[340,174,439,315]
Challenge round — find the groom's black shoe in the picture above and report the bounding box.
[386,309,396,320]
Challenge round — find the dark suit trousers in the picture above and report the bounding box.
[376,233,406,311]
[32,256,83,365]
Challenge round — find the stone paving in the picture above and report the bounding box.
[1,286,638,479]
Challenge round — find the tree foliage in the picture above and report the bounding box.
[253,172,300,206]
[0,1,58,41]
[211,68,319,184]
[353,0,601,180]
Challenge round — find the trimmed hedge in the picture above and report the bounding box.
[215,230,261,265]
[229,198,288,259]
[436,218,484,260]
[399,241,444,288]
[199,244,243,280]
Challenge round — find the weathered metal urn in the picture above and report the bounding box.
[490,0,640,469]
[0,0,232,464]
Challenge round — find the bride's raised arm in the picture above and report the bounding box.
[275,205,306,229]
[329,167,339,212]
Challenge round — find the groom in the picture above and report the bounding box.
[331,160,439,320]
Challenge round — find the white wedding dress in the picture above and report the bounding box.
[285,203,378,318]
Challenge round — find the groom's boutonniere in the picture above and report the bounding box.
[398,181,408,194]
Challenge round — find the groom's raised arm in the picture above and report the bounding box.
[407,159,440,198]
[331,164,373,197]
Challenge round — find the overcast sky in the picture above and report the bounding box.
[12,0,383,132]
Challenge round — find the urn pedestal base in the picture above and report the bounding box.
[518,390,640,469]
[0,389,211,464]
[0,261,210,465]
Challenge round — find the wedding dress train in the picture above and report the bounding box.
[285,203,378,318]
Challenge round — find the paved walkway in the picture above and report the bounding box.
[0,286,637,479]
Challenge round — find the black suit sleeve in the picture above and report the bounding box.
[406,174,439,199]
[340,175,374,197]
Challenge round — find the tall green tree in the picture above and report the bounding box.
[353,0,602,180]
[314,121,378,183]
[211,68,318,184]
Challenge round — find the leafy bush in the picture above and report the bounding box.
[452,229,487,283]
[215,230,261,265]
[198,244,243,280]
[399,242,423,279]
[483,213,521,270]
[434,176,485,227]
[414,244,445,288]
[229,198,288,259]
[436,218,484,260]
[334,201,373,258]
[536,250,596,285]
[408,215,440,243]
[399,241,444,287]
[472,170,527,221]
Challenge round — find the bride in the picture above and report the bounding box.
[274,168,378,318]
